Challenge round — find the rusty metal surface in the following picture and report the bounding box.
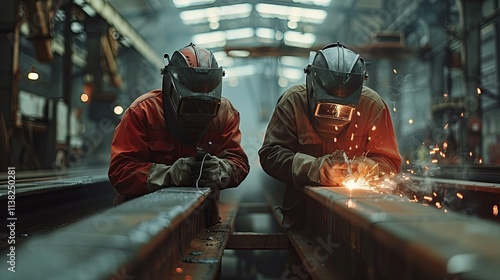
[171,203,239,280]
[3,187,212,280]
[298,185,500,280]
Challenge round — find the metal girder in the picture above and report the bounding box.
[85,0,163,70]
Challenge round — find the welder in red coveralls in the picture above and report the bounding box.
[259,42,402,231]
[108,43,249,226]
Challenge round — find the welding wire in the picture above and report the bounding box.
[195,153,209,193]
[343,151,352,174]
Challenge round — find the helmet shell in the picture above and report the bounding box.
[305,43,366,141]
[162,43,223,144]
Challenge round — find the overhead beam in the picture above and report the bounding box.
[85,0,163,70]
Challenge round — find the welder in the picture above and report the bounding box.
[258,42,402,231]
[108,43,249,226]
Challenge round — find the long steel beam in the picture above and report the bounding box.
[285,183,500,279]
[85,0,163,70]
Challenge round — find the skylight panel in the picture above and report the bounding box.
[179,3,253,25]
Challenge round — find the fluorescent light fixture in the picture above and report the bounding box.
[284,31,316,48]
[172,0,215,8]
[226,28,254,40]
[256,3,327,24]
[287,20,298,29]
[192,28,254,48]
[280,67,305,80]
[279,56,307,67]
[213,51,234,67]
[256,28,275,39]
[192,31,226,48]
[179,3,252,25]
[292,0,332,7]
[227,50,250,57]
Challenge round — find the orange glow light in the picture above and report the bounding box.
[175,267,183,274]
[493,205,498,216]
[457,192,464,199]
[81,93,89,103]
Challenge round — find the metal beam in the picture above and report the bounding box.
[85,0,163,70]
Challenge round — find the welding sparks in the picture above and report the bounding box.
[347,199,356,208]
[456,192,464,199]
[343,177,371,190]
[408,119,414,124]
[476,87,482,95]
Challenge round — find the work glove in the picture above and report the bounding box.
[147,157,196,191]
[192,153,232,189]
[166,157,196,186]
[350,156,380,182]
[308,150,349,187]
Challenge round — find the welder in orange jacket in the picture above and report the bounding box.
[108,43,249,226]
[258,42,402,230]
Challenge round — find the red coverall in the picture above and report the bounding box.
[258,84,402,226]
[109,89,250,206]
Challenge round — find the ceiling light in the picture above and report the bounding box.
[27,66,39,81]
[172,0,215,8]
[280,67,304,80]
[287,20,298,29]
[209,21,219,29]
[192,31,226,48]
[227,50,250,57]
[226,28,254,40]
[292,0,332,7]
[179,4,252,25]
[256,3,327,24]
[256,28,275,39]
[279,56,308,67]
[192,28,254,48]
[284,31,316,48]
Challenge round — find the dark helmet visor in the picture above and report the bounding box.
[178,98,220,116]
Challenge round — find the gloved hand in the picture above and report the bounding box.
[192,153,232,189]
[168,157,196,186]
[350,156,380,182]
[308,151,349,186]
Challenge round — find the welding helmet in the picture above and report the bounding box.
[162,43,224,144]
[304,42,367,140]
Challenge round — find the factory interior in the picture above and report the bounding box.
[1,0,500,279]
